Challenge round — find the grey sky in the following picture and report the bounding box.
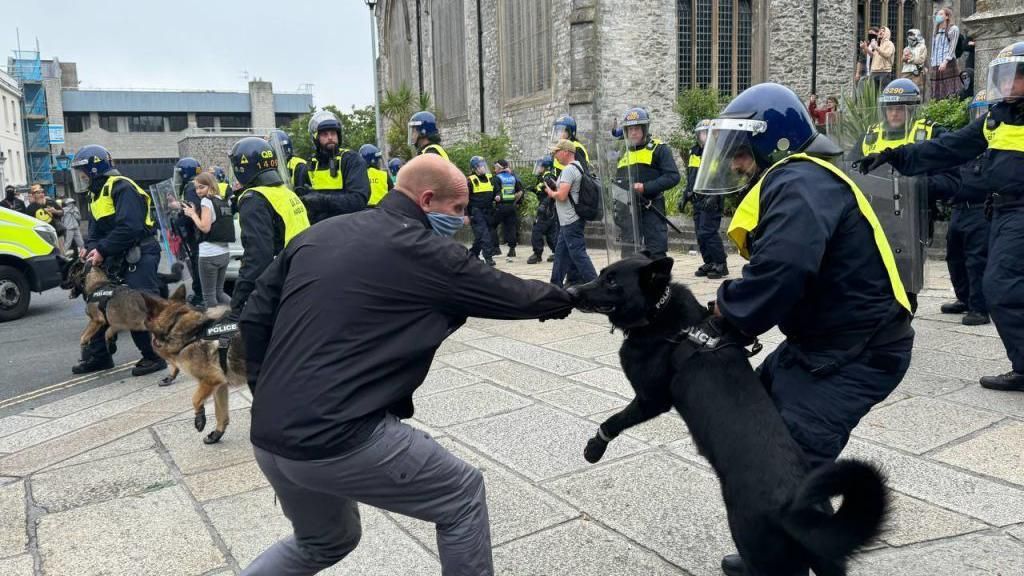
[2,0,376,110]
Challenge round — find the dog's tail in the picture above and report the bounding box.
[157,262,184,285]
[781,459,888,576]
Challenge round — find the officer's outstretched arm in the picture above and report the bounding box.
[643,145,682,198]
[889,117,989,176]
[230,196,277,313]
[97,181,148,257]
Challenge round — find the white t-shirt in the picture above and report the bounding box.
[198,197,229,258]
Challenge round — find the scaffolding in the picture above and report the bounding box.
[8,50,54,194]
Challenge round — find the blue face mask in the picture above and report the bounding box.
[426,211,465,237]
[934,14,944,24]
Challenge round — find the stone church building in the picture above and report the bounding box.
[376,0,1018,161]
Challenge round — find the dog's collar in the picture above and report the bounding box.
[615,286,674,338]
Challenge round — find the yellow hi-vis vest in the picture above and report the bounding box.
[367,167,390,206]
[419,143,450,160]
[983,113,1024,153]
[217,182,229,199]
[727,153,911,313]
[90,176,155,228]
[688,152,702,169]
[308,151,349,190]
[287,156,307,188]
[860,119,935,156]
[553,141,590,171]
[617,139,664,169]
[241,185,311,245]
[469,173,494,195]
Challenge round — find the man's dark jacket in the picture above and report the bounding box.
[241,190,573,460]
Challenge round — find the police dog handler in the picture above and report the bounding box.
[239,154,573,575]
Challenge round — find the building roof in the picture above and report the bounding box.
[60,90,312,114]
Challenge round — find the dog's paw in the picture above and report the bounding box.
[194,409,207,432]
[203,430,224,445]
[159,374,176,387]
[107,340,117,356]
[584,436,609,463]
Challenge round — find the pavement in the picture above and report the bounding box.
[0,250,1022,575]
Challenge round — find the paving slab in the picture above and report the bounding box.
[545,452,733,575]
[0,414,48,439]
[851,533,1024,575]
[590,409,691,446]
[47,429,156,470]
[416,367,481,397]
[153,409,253,476]
[0,409,173,476]
[594,352,622,368]
[880,492,989,547]
[413,383,532,428]
[390,438,577,549]
[463,360,573,396]
[434,348,501,368]
[0,554,33,576]
[895,369,972,397]
[842,439,1024,526]
[31,449,173,513]
[447,326,491,342]
[205,487,440,574]
[915,329,1011,361]
[1009,523,1024,542]
[467,336,598,376]
[909,348,1008,382]
[450,405,646,481]
[547,330,625,358]
[536,385,627,416]
[0,479,26,558]
[184,459,268,503]
[568,366,634,398]
[940,383,1024,418]
[24,377,152,418]
[492,519,685,575]
[482,318,607,345]
[36,486,223,576]
[853,396,1003,454]
[932,421,1024,487]
[436,339,471,356]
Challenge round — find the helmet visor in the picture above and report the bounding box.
[969,102,989,122]
[878,103,917,139]
[408,122,422,148]
[986,56,1024,103]
[551,124,572,144]
[692,118,766,196]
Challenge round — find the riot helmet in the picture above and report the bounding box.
[878,78,922,138]
[551,115,577,143]
[388,157,404,178]
[70,144,115,191]
[359,144,382,169]
[308,111,342,154]
[408,111,439,148]
[533,155,554,176]
[469,156,488,176]
[986,41,1024,104]
[267,129,294,160]
[694,119,712,148]
[621,108,651,149]
[229,137,281,188]
[969,90,990,122]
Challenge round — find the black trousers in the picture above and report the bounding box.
[531,207,558,255]
[469,206,494,257]
[490,203,518,248]
[946,205,989,313]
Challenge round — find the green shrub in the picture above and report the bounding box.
[921,97,970,130]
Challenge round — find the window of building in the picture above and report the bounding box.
[387,0,414,90]
[196,114,216,129]
[166,114,187,131]
[275,114,299,128]
[500,0,553,101]
[218,114,252,129]
[857,1,918,74]
[11,101,17,133]
[98,113,121,132]
[128,115,166,133]
[677,0,754,97]
[64,113,90,133]
[2,96,6,131]
[431,0,467,119]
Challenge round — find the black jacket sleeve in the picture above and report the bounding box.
[889,117,990,176]
[292,162,311,195]
[230,193,277,313]
[97,180,149,257]
[239,249,290,391]
[439,242,573,319]
[301,151,370,216]
[642,144,682,199]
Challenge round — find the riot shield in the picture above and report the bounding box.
[594,132,642,263]
[149,178,180,264]
[266,132,294,189]
[832,109,927,295]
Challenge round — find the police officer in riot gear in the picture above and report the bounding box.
[267,129,305,191]
[388,157,404,184]
[228,137,311,318]
[212,166,230,199]
[615,107,680,259]
[551,115,590,172]
[409,111,449,159]
[173,157,204,307]
[528,155,558,264]
[294,111,369,223]
[70,145,168,377]
[491,159,522,258]
[360,144,393,207]
[860,41,1024,392]
[466,156,496,266]
[680,119,728,278]
[693,83,914,575]
[939,92,991,326]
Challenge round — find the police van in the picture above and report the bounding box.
[0,206,64,321]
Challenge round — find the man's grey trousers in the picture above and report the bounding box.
[241,413,493,576]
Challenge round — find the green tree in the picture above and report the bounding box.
[381,85,434,160]
[283,105,378,161]
[665,88,732,216]
[920,96,970,130]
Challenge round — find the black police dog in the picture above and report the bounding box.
[569,255,888,576]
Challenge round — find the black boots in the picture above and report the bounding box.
[962,311,990,326]
[706,263,729,279]
[940,300,968,314]
[980,371,1024,391]
[527,252,542,264]
[131,357,167,377]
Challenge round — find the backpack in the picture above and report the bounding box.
[952,29,967,59]
[567,160,604,222]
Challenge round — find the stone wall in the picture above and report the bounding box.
[177,135,247,173]
[248,81,276,129]
[764,0,856,101]
[963,0,1024,93]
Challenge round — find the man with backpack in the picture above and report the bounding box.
[547,139,598,287]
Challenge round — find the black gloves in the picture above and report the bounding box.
[677,190,693,213]
[539,304,573,323]
[855,149,897,174]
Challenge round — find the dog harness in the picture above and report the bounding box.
[200,320,239,373]
[86,283,126,316]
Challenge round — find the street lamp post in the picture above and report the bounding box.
[55,149,71,200]
[365,0,383,149]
